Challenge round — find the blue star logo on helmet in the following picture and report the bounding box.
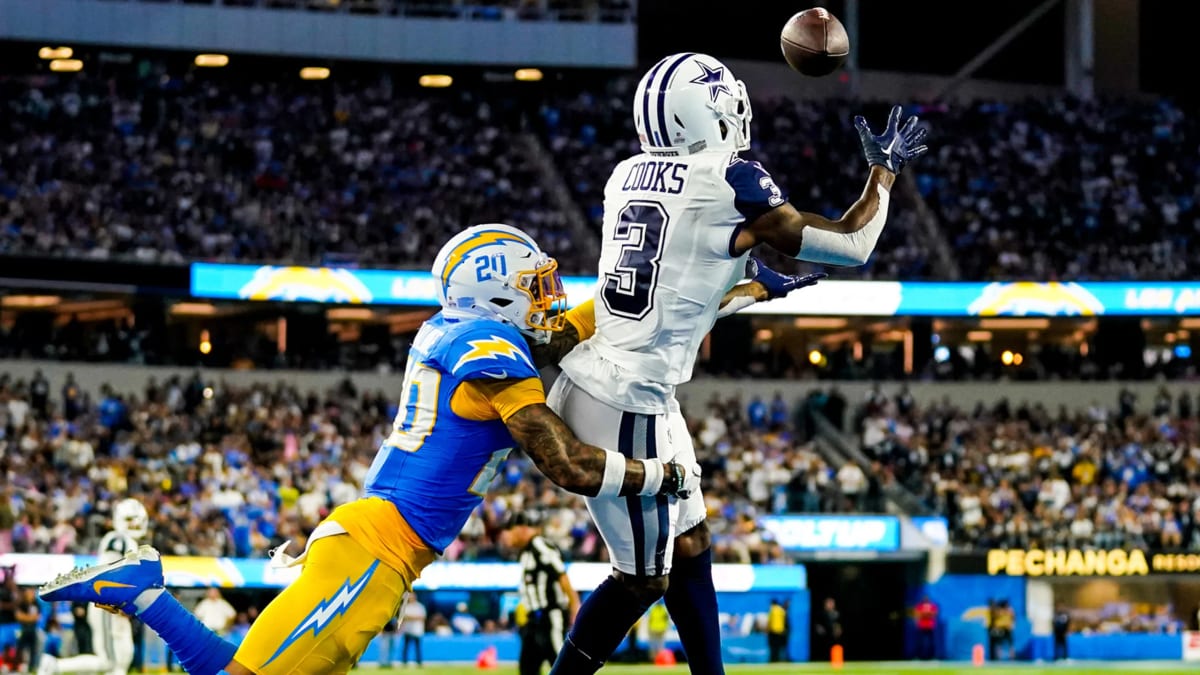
[689,62,732,103]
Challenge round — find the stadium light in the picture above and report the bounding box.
[39,47,72,60]
[49,59,83,73]
[1001,350,1014,366]
[300,67,331,81]
[1,295,61,308]
[195,54,230,68]
[199,329,212,355]
[808,349,824,366]
[514,68,544,82]
[1013,352,1024,366]
[419,74,453,88]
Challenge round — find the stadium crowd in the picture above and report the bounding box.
[0,68,582,271]
[0,370,829,565]
[5,369,1200,565]
[857,384,1200,550]
[113,0,635,23]
[4,65,1198,282]
[913,97,1200,281]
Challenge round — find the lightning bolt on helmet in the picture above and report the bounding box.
[432,224,567,344]
[634,53,753,156]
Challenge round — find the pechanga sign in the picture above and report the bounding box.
[986,549,1155,577]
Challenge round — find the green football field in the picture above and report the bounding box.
[361,662,1197,675]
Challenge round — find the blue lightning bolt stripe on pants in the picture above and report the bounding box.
[236,532,414,674]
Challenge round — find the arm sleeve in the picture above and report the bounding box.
[564,299,596,341]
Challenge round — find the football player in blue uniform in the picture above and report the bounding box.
[38,223,709,675]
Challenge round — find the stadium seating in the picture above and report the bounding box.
[855,385,1200,551]
[4,64,1196,281]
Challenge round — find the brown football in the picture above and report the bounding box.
[781,7,850,77]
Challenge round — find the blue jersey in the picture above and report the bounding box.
[363,313,541,553]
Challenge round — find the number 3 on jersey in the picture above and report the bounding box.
[602,200,669,320]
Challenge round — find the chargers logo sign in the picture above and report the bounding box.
[238,266,374,304]
[161,556,245,588]
[967,282,1104,317]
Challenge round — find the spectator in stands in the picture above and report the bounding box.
[837,461,867,511]
[451,603,480,635]
[193,588,237,638]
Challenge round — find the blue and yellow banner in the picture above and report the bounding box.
[190,263,1200,316]
[0,553,805,591]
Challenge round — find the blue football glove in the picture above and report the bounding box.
[854,105,929,175]
[748,257,827,300]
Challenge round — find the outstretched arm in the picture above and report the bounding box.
[733,166,894,263]
[717,258,825,318]
[732,106,928,264]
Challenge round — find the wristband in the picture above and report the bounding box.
[596,450,627,498]
[639,459,665,496]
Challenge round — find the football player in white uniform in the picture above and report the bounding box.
[39,499,150,675]
[542,53,928,675]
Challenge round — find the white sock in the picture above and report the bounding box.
[133,587,166,613]
[52,655,110,674]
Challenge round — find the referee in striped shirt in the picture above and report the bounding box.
[501,511,580,675]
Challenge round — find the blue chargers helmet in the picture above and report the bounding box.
[432,224,567,344]
[634,52,753,156]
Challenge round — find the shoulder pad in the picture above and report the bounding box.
[725,156,787,221]
[433,320,539,382]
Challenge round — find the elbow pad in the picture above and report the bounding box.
[797,185,890,266]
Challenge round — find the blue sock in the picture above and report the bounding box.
[138,591,238,675]
[664,548,725,675]
[549,577,656,675]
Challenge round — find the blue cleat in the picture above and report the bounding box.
[39,545,164,609]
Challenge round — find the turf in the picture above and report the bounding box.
[361,661,1196,675]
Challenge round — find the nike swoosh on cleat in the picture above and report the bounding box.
[93,580,135,594]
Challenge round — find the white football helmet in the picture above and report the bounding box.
[113,498,149,540]
[432,224,567,344]
[633,52,753,156]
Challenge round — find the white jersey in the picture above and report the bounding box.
[97,530,138,565]
[559,150,786,413]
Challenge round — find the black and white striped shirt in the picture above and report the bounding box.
[519,536,568,614]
